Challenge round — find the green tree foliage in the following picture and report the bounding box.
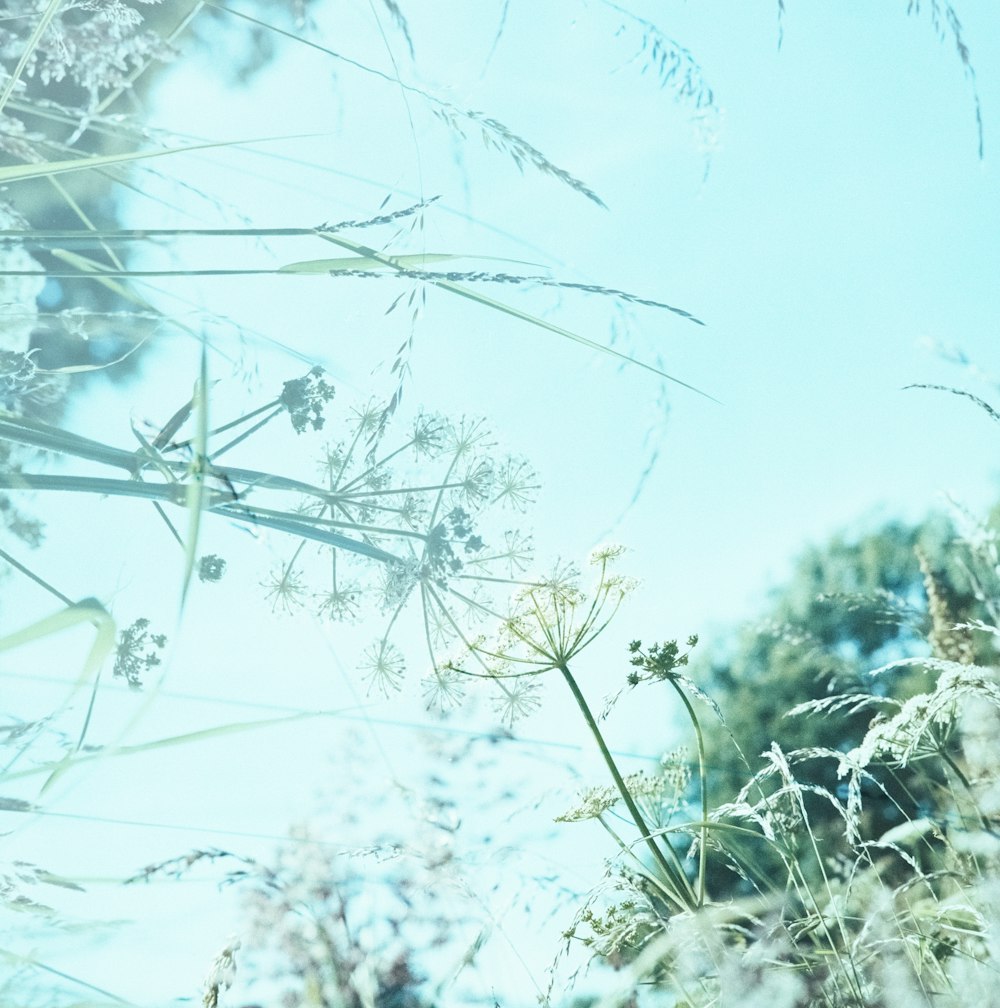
[697,509,995,896]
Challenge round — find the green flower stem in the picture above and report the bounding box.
[0,473,403,562]
[558,660,698,911]
[234,501,426,542]
[0,410,358,500]
[0,545,73,606]
[0,471,206,504]
[168,401,283,454]
[212,407,284,459]
[0,412,145,471]
[0,227,322,244]
[666,679,709,905]
[940,747,993,833]
[596,814,683,909]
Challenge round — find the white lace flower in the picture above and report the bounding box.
[360,640,405,696]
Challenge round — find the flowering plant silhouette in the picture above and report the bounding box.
[448,546,704,913]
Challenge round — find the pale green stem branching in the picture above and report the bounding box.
[206,407,284,459]
[596,814,684,909]
[664,679,709,904]
[558,659,698,912]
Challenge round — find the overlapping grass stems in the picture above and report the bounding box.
[0,1,717,1003]
[0,1,994,1006]
[524,418,1000,1006]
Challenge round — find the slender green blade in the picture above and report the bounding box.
[0,598,114,658]
[316,232,717,399]
[278,251,459,273]
[180,359,210,610]
[0,134,319,185]
[0,599,117,796]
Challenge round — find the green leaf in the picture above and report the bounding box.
[278,252,460,273]
[180,362,211,611]
[0,600,117,796]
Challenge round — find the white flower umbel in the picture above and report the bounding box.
[458,547,700,912]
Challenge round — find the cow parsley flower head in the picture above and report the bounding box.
[279,366,336,433]
[487,546,635,675]
[436,546,634,724]
[113,617,167,689]
[261,563,309,614]
[315,581,361,622]
[379,557,422,611]
[491,675,543,727]
[422,662,466,712]
[492,456,539,511]
[410,411,447,458]
[360,640,405,697]
[239,374,539,697]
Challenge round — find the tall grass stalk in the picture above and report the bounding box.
[0,2,992,1005]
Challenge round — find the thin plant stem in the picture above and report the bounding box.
[597,814,684,910]
[665,679,709,904]
[0,546,73,606]
[211,407,284,459]
[558,660,698,911]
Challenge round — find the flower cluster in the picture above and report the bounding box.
[442,545,636,725]
[279,366,336,434]
[112,616,167,689]
[250,390,539,706]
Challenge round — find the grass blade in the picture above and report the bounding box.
[278,252,460,273]
[317,232,717,399]
[0,599,117,796]
[180,359,210,611]
[0,134,320,185]
[0,0,62,117]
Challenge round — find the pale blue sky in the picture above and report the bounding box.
[5,2,1000,1004]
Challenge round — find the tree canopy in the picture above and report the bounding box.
[696,504,998,896]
